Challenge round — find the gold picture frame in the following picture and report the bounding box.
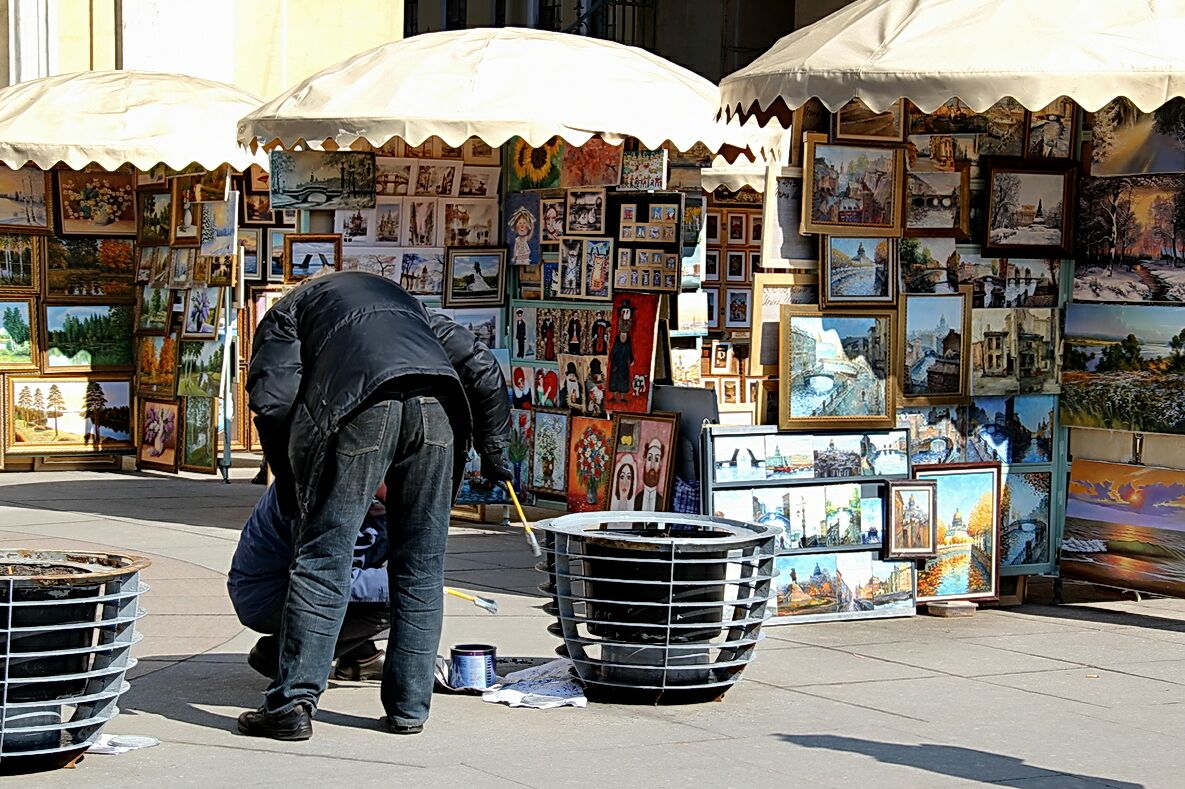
[801,132,904,237]
[748,272,819,376]
[897,286,972,407]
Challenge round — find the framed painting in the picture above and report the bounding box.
[458,165,501,198]
[508,137,565,191]
[138,398,180,472]
[749,273,819,376]
[200,196,238,257]
[284,233,343,282]
[709,340,734,375]
[45,237,135,302]
[169,247,196,289]
[0,233,43,294]
[581,237,613,301]
[982,157,1076,257]
[541,196,565,243]
[238,228,262,281]
[505,192,541,266]
[266,228,292,282]
[608,410,679,512]
[885,479,939,559]
[1089,97,1185,176]
[239,192,276,228]
[822,236,895,307]
[725,211,748,244]
[180,395,218,474]
[136,333,178,398]
[605,292,660,413]
[724,250,748,283]
[561,138,623,188]
[55,170,136,236]
[913,462,1002,604]
[909,97,1028,157]
[177,339,223,398]
[0,165,53,233]
[43,303,134,371]
[723,287,752,329]
[137,189,171,246]
[268,150,376,211]
[206,254,235,289]
[704,287,719,330]
[898,287,972,406]
[463,137,501,166]
[6,375,134,455]
[1026,97,1078,159]
[440,198,498,247]
[0,296,38,371]
[762,167,817,269]
[245,163,269,194]
[834,98,907,143]
[528,408,569,496]
[168,173,202,245]
[136,286,172,335]
[443,248,506,308]
[778,306,896,430]
[802,133,904,237]
[897,404,966,465]
[565,416,615,512]
[565,188,606,235]
[903,166,970,239]
[181,286,222,340]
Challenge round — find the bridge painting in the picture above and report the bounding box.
[269,150,377,211]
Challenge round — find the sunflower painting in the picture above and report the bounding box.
[509,137,565,191]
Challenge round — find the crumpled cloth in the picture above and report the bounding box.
[481,658,587,709]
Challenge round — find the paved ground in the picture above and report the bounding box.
[1,468,1183,788]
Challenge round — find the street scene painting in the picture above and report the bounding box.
[823,237,892,304]
[901,292,968,403]
[886,480,938,559]
[967,395,1055,465]
[1060,302,1185,434]
[803,134,903,236]
[1074,174,1185,303]
[971,309,1017,395]
[780,310,893,428]
[914,464,1001,603]
[0,233,40,291]
[8,376,133,453]
[44,304,134,370]
[1002,471,1051,567]
[771,551,915,624]
[984,161,1072,255]
[1061,459,1185,598]
[0,164,50,231]
[908,98,1027,156]
[897,405,966,465]
[1090,97,1185,177]
[960,253,1059,308]
[0,298,35,370]
[906,133,981,177]
[268,150,376,211]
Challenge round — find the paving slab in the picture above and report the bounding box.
[842,637,1081,678]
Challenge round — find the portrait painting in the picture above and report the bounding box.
[914,463,1001,603]
[55,170,136,236]
[886,480,938,559]
[505,192,541,266]
[802,133,904,236]
[608,411,678,512]
[8,376,133,454]
[540,196,565,242]
[138,398,179,472]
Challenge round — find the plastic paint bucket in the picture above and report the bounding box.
[449,643,497,690]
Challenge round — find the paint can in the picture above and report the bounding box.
[449,643,497,690]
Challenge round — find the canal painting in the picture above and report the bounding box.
[824,237,893,304]
[899,237,958,294]
[902,292,968,401]
[772,551,915,624]
[960,253,1059,308]
[781,310,894,428]
[1060,302,1185,434]
[914,464,1001,603]
[886,480,938,559]
[1074,174,1185,303]
[1061,459,1185,598]
[269,150,376,211]
[966,395,1055,465]
[897,405,966,465]
[1002,471,1051,567]
[904,170,966,235]
[803,134,902,235]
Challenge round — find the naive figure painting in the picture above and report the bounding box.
[138,398,179,472]
[529,409,569,496]
[508,137,564,191]
[608,412,678,512]
[1061,459,1185,597]
[885,480,938,559]
[1074,174,1185,304]
[268,150,376,211]
[914,463,1001,604]
[8,376,133,454]
[802,133,903,237]
[1060,302,1185,434]
[606,293,660,413]
[566,416,614,512]
[505,192,541,266]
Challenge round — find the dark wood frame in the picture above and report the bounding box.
[54,170,137,238]
[821,235,898,307]
[442,247,507,307]
[833,97,908,144]
[884,479,939,560]
[981,156,1077,258]
[168,173,202,246]
[283,233,343,283]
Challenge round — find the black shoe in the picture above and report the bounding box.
[247,638,278,680]
[237,703,313,741]
[333,650,385,681]
[382,718,424,736]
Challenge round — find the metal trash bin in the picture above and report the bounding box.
[534,512,779,704]
[0,551,149,773]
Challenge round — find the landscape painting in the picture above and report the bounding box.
[0,233,41,291]
[984,160,1073,256]
[44,304,134,370]
[803,134,903,236]
[771,551,915,624]
[269,150,376,210]
[914,463,1001,603]
[8,376,133,454]
[1061,302,1185,434]
[1074,174,1185,303]
[177,339,224,398]
[1061,459,1185,597]
[137,190,171,246]
[138,398,179,472]
[1002,471,1051,568]
[1090,97,1185,177]
[823,237,892,305]
[897,405,966,465]
[181,395,217,474]
[0,164,51,231]
[0,298,36,370]
[967,395,1056,465]
[45,237,135,300]
[136,334,177,398]
[901,291,969,404]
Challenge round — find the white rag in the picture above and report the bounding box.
[481,658,587,709]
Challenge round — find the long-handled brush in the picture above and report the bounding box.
[443,586,499,614]
[504,481,542,557]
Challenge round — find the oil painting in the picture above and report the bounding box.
[136,334,177,398]
[177,339,224,398]
[56,170,136,236]
[834,98,906,143]
[966,395,1055,465]
[138,398,179,472]
[904,169,969,237]
[180,395,217,474]
[1002,471,1051,568]
[608,412,678,512]
[823,237,893,306]
[914,463,1001,603]
[444,248,506,308]
[0,233,42,292]
[561,138,623,188]
[983,158,1074,256]
[900,290,970,405]
[771,552,915,624]
[897,405,966,465]
[529,409,569,496]
[0,164,51,232]
[1090,97,1185,176]
[886,480,938,559]
[508,137,564,191]
[44,303,134,370]
[566,416,614,512]
[268,150,376,210]
[45,237,135,301]
[8,376,133,454]
[802,133,904,236]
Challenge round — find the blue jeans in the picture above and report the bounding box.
[266,395,454,727]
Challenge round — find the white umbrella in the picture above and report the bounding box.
[0,70,265,171]
[719,0,1185,121]
[239,27,754,156]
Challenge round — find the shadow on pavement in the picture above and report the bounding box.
[1007,603,1185,633]
[778,734,1144,789]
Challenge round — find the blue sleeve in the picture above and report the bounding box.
[349,566,389,604]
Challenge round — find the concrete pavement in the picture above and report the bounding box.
[0,467,1182,788]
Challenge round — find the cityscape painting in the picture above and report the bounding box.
[914,463,1001,603]
[803,133,903,236]
[770,551,915,625]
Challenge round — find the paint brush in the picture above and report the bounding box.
[444,586,499,614]
[504,481,543,557]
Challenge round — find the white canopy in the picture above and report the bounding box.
[0,70,265,172]
[239,28,753,156]
[719,0,1185,121]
